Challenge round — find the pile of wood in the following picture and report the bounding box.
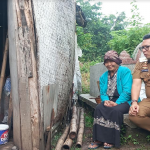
[55,106,84,150]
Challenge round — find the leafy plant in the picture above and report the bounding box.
[84,112,94,127]
[108,24,150,56]
[76,0,128,62]
[51,131,62,149]
[80,60,101,93]
[129,0,143,27]
[146,135,150,142]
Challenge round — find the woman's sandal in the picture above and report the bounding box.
[88,142,103,149]
[103,143,114,149]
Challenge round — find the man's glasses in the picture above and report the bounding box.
[139,45,150,51]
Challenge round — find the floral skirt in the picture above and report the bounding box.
[93,102,130,147]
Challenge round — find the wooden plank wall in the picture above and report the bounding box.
[8,0,22,148]
[8,0,40,149]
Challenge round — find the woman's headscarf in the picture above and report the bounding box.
[104,50,122,65]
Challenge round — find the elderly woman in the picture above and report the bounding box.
[88,50,132,149]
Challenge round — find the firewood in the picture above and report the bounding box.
[69,105,78,139]
[76,108,84,148]
[55,126,70,150]
[63,135,73,149]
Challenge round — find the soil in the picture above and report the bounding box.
[81,126,150,150]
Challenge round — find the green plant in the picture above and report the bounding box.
[108,25,150,56]
[146,135,150,142]
[84,112,94,127]
[132,138,139,145]
[80,60,101,94]
[51,131,62,149]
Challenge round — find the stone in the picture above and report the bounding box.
[123,114,137,128]
[119,51,136,65]
[11,146,18,150]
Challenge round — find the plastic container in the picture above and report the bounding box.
[0,124,9,145]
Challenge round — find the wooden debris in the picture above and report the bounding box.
[8,91,13,133]
[55,125,70,150]
[63,135,73,149]
[76,108,84,148]
[69,105,78,139]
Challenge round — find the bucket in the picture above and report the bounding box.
[0,124,9,145]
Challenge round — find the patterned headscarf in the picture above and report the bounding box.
[104,50,122,65]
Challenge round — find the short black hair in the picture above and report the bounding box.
[143,34,150,40]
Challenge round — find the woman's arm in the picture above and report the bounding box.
[115,68,132,104]
[100,74,109,102]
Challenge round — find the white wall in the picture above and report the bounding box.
[32,0,76,122]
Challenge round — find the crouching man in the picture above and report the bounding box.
[129,34,150,131]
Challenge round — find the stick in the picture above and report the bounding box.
[76,108,84,148]
[69,105,78,139]
[0,37,9,104]
[8,91,13,132]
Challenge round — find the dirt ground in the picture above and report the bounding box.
[0,140,14,150]
[81,126,150,150]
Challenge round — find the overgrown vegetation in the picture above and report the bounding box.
[80,60,100,93]
[77,0,150,94]
[84,112,94,127]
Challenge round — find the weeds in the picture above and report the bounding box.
[84,112,94,128]
[51,131,62,149]
[146,135,150,142]
[80,61,100,93]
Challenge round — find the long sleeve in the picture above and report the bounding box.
[115,68,132,105]
[100,72,109,102]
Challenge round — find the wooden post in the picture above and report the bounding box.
[76,108,84,148]
[8,91,13,133]
[69,105,78,139]
[0,37,9,103]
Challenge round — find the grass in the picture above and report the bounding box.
[84,112,94,128]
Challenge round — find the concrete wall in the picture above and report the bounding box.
[90,63,135,97]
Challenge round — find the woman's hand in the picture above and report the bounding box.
[104,100,110,107]
[109,101,118,107]
[104,101,117,107]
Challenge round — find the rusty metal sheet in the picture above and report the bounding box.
[43,83,58,131]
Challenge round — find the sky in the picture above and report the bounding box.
[90,0,150,24]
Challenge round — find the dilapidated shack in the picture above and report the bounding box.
[0,0,78,149]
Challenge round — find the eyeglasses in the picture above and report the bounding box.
[139,45,150,51]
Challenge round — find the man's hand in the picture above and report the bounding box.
[104,101,117,107]
[129,102,139,116]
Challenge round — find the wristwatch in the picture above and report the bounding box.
[131,100,138,104]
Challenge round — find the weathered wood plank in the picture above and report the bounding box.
[8,92,13,133]
[14,0,40,149]
[19,80,32,150]
[8,0,22,148]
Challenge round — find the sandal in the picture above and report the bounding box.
[88,142,102,149]
[103,143,114,149]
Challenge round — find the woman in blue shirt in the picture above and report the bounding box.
[88,50,132,149]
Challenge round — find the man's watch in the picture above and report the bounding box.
[131,100,138,104]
